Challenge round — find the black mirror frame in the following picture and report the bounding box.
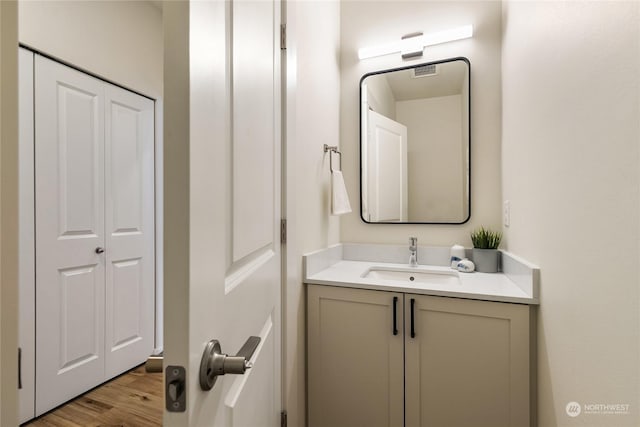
[359,56,472,225]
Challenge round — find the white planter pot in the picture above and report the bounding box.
[472,248,500,273]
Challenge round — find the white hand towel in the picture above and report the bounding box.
[331,170,352,215]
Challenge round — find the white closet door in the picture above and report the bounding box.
[104,84,155,378]
[35,55,106,415]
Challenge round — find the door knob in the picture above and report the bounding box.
[199,336,261,391]
[95,247,105,254]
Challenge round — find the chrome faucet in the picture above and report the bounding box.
[409,237,418,267]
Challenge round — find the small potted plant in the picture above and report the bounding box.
[470,227,502,273]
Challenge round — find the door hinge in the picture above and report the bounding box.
[18,347,22,389]
[280,24,287,50]
[281,411,287,427]
[280,219,287,244]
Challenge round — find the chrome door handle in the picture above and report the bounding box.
[199,336,261,391]
[95,247,105,254]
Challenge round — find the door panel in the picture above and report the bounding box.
[35,55,106,415]
[110,258,143,349]
[163,1,281,425]
[110,103,143,232]
[104,84,155,378]
[58,265,102,372]
[232,0,276,262]
[58,86,103,236]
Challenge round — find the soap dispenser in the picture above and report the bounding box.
[450,244,465,268]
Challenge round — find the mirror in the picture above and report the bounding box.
[360,57,470,224]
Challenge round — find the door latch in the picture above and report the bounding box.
[165,365,186,412]
[199,336,261,391]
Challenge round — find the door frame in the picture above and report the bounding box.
[1,5,165,424]
[0,2,20,425]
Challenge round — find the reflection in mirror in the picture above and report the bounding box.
[360,58,470,224]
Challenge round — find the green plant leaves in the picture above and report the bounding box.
[470,226,502,249]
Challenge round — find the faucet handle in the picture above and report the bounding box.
[409,237,418,267]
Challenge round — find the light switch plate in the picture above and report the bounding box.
[503,200,510,227]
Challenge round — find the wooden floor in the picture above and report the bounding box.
[24,366,163,427]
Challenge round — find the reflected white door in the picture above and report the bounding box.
[163,1,281,426]
[34,55,155,415]
[367,110,408,222]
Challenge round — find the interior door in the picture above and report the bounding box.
[104,84,155,378]
[367,110,408,222]
[34,55,156,415]
[163,1,282,426]
[35,55,106,414]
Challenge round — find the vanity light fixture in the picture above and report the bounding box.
[358,24,473,60]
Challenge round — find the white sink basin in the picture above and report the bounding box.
[363,267,460,286]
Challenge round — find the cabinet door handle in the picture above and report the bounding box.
[410,298,416,338]
[392,296,398,336]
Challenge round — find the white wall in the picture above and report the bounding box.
[19,0,162,99]
[396,95,464,221]
[366,75,396,119]
[340,1,502,243]
[292,1,341,253]
[502,2,640,426]
[284,2,341,427]
[0,2,19,425]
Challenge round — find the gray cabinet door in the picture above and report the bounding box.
[308,285,404,427]
[405,295,530,427]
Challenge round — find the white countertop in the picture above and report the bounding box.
[303,244,540,305]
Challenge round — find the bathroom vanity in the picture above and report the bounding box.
[304,244,538,427]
